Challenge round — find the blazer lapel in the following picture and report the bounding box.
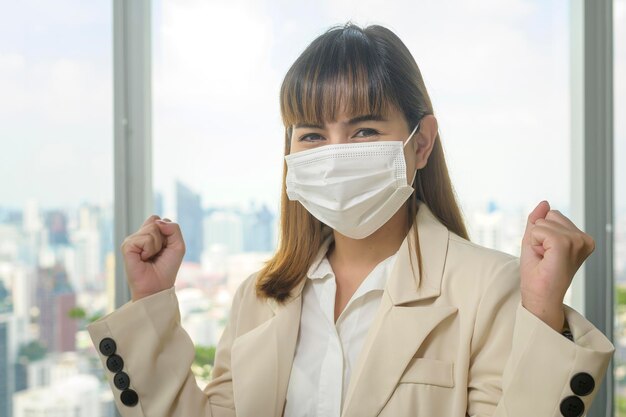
[230,229,336,417]
[341,201,457,417]
[341,297,457,417]
[230,280,305,417]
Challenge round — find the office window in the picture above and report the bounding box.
[0,2,115,416]
[152,0,571,385]
[614,0,626,415]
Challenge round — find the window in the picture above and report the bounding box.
[0,2,115,415]
[1,1,616,415]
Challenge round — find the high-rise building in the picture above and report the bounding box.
[23,200,42,234]
[175,181,204,263]
[35,264,77,353]
[70,228,101,291]
[99,205,114,278]
[243,203,274,252]
[21,201,44,267]
[154,191,164,217]
[3,265,32,394]
[204,210,243,254]
[0,309,16,417]
[45,210,69,247]
[470,201,504,251]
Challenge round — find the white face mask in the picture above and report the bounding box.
[284,123,420,239]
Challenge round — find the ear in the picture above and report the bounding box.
[413,114,438,170]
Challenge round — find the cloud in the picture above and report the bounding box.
[153,0,285,209]
[152,0,573,212]
[154,0,275,106]
[5,0,622,213]
[0,54,112,209]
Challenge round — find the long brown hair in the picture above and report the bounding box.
[256,23,468,302]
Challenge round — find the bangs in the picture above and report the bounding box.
[280,25,400,132]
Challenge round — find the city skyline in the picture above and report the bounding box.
[2,176,626,416]
[0,185,280,416]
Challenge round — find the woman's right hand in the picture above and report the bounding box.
[120,215,186,301]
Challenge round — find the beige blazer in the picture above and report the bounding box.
[88,201,614,417]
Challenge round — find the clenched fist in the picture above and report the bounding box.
[120,215,186,301]
[520,200,596,332]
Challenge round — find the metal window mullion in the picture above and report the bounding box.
[571,0,614,416]
[113,0,152,311]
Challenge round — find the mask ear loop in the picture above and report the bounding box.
[404,121,421,186]
[403,121,421,147]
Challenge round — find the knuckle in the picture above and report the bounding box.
[572,234,586,250]
[556,235,572,250]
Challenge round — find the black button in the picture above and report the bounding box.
[113,371,130,390]
[560,395,584,417]
[99,338,117,356]
[120,389,139,407]
[570,372,595,396]
[106,354,124,373]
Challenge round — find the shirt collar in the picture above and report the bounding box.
[306,232,335,280]
[354,252,397,295]
[306,231,399,294]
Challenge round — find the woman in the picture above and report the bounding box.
[88,23,614,417]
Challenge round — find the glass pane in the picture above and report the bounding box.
[0,1,114,415]
[152,0,571,386]
[614,0,626,415]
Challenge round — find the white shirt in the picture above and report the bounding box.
[284,239,398,417]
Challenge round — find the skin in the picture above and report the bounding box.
[121,105,595,334]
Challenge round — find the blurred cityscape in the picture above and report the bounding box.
[0,180,277,417]
[0,181,625,416]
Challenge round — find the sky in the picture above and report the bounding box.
[0,0,624,218]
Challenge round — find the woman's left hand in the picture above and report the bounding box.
[519,200,596,332]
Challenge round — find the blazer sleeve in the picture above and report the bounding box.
[466,257,615,417]
[87,280,246,417]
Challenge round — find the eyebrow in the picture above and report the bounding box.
[293,114,387,129]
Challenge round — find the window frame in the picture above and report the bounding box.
[112,1,616,416]
[570,0,615,416]
[112,0,153,309]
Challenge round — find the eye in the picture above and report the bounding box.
[353,128,380,138]
[298,133,325,142]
